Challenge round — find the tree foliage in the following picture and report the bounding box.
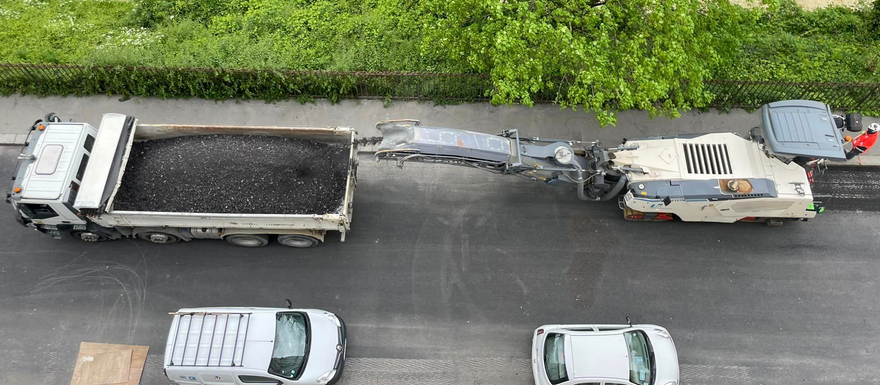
[420,0,765,125]
[0,0,878,124]
[717,0,880,82]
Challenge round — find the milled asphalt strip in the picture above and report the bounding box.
[335,357,783,385]
[135,352,789,385]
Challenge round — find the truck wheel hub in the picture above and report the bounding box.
[236,238,261,246]
[149,234,171,243]
[80,232,100,242]
[286,239,311,247]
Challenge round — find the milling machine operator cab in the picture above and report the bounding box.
[749,99,848,165]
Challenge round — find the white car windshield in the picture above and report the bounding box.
[543,333,568,384]
[624,331,654,385]
[269,312,309,379]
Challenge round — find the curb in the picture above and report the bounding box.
[0,134,28,146]
[827,158,880,167]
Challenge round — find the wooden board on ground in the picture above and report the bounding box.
[70,342,149,385]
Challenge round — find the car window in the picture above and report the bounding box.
[543,333,568,385]
[84,134,95,152]
[76,153,89,181]
[268,312,309,380]
[624,331,653,385]
[239,375,280,383]
[21,203,58,220]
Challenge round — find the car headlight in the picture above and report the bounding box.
[316,369,337,384]
[663,381,678,385]
[653,328,671,339]
[324,312,341,327]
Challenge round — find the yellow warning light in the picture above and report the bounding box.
[13,187,21,193]
[38,124,45,131]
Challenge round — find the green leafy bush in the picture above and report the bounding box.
[0,0,878,122]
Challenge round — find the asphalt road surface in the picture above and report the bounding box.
[1,146,879,385]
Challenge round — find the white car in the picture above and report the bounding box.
[531,323,679,385]
[164,304,346,385]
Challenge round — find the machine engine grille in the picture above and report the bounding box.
[682,143,733,175]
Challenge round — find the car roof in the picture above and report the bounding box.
[569,334,630,381]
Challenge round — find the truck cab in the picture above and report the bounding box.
[8,115,95,237]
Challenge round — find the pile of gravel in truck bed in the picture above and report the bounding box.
[113,134,351,214]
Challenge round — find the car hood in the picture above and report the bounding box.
[298,312,341,382]
[646,330,679,385]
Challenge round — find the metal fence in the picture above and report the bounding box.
[1,63,879,112]
[0,63,492,102]
[703,80,880,111]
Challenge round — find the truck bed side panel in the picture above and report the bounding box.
[91,212,348,232]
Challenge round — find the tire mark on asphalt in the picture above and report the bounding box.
[32,254,148,344]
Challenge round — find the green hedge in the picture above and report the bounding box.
[0,64,493,103]
[1,0,879,120]
[3,64,879,115]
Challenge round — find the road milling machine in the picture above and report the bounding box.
[376,100,854,225]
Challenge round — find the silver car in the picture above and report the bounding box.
[531,323,679,385]
[164,304,346,385]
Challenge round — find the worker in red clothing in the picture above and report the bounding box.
[846,122,879,160]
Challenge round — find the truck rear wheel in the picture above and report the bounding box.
[136,231,181,244]
[277,234,320,248]
[225,234,269,247]
[70,230,111,242]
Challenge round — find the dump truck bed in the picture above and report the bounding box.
[82,119,357,235]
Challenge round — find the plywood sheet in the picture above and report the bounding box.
[70,342,149,385]
[80,350,131,385]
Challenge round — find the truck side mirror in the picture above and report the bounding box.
[833,115,845,129]
[846,113,863,133]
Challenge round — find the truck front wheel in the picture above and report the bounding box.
[225,234,269,247]
[70,230,112,242]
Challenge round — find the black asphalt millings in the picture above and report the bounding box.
[113,134,351,214]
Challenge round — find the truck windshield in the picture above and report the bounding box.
[624,331,654,385]
[543,333,568,384]
[269,312,310,380]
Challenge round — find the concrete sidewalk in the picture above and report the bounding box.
[1,94,877,166]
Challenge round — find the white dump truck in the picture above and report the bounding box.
[377,100,854,225]
[7,113,357,247]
